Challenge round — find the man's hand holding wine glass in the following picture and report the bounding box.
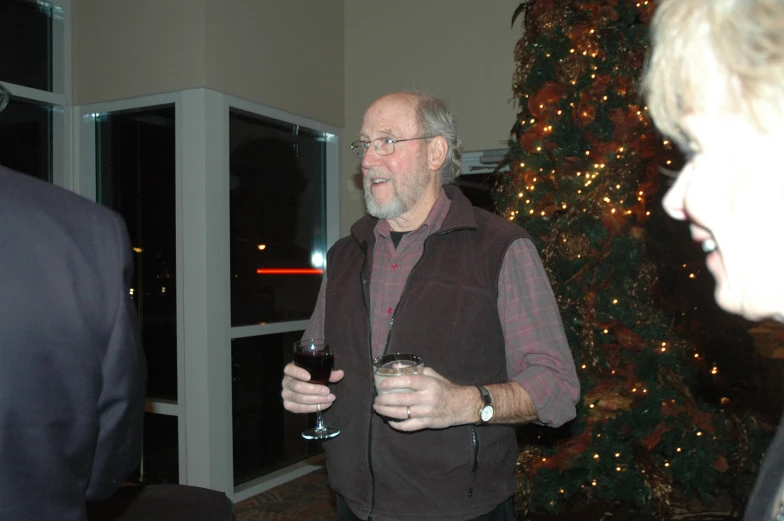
[281,362,344,414]
[283,339,343,439]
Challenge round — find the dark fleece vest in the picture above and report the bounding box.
[321,186,531,521]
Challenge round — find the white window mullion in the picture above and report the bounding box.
[0,81,66,107]
[180,87,234,497]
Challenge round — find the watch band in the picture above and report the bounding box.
[476,385,493,424]
[476,385,491,406]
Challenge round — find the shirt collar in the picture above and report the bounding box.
[375,188,451,239]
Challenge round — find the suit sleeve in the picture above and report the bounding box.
[86,212,147,500]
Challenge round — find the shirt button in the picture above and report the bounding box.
[386,307,393,314]
[392,263,398,269]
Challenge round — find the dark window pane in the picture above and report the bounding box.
[0,97,52,181]
[232,331,322,485]
[229,109,327,326]
[0,0,54,91]
[96,106,177,400]
[134,412,179,485]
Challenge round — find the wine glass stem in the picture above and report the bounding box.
[315,411,326,432]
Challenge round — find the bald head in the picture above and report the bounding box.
[363,91,464,185]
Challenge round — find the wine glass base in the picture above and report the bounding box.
[301,426,340,440]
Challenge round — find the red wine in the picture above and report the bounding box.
[294,352,334,385]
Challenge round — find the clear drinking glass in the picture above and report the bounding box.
[294,338,340,440]
[372,353,424,394]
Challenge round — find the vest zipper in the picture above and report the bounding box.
[375,227,473,512]
[361,264,376,520]
[469,425,479,497]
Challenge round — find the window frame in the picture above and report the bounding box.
[76,88,341,499]
[0,0,72,187]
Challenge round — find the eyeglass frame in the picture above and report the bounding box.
[349,135,436,158]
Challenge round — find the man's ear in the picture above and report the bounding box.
[428,136,448,172]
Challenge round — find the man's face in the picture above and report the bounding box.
[662,106,784,322]
[359,95,436,222]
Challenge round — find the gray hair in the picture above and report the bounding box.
[405,92,464,185]
[643,0,784,146]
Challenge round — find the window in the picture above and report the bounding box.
[231,331,322,485]
[228,99,339,496]
[0,0,69,185]
[0,0,55,92]
[0,96,53,181]
[229,109,328,327]
[80,90,339,497]
[95,105,177,401]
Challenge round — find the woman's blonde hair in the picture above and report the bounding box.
[643,0,784,147]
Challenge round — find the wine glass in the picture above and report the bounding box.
[294,338,340,440]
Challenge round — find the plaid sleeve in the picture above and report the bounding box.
[498,238,580,427]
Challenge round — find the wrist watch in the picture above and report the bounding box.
[476,385,494,424]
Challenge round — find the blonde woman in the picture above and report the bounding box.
[644,0,784,519]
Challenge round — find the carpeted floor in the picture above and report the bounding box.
[233,467,336,521]
[232,466,734,521]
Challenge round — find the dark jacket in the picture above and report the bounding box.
[0,167,146,521]
[744,414,784,520]
[322,185,529,520]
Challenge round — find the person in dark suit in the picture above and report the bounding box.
[0,166,147,521]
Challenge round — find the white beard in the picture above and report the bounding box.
[363,156,432,220]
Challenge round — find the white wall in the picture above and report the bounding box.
[205,0,344,128]
[72,0,207,104]
[73,0,345,129]
[342,0,521,231]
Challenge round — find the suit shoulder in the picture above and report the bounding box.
[0,166,123,230]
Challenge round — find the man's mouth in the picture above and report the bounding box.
[370,178,389,185]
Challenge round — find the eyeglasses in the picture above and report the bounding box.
[350,136,435,158]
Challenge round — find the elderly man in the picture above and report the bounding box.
[282,91,579,521]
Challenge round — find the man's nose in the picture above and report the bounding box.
[361,144,384,171]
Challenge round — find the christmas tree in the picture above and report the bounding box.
[495,0,772,517]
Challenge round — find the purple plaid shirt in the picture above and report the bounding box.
[304,189,579,426]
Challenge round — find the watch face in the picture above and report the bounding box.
[480,406,493,422]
